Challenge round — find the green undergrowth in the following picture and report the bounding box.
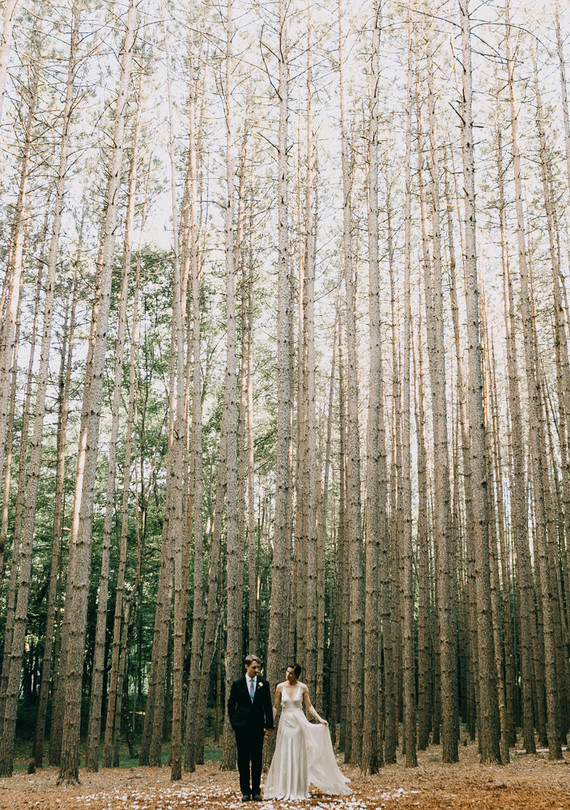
[11,737,223,771]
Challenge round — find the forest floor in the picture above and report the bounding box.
[1,740,569,810]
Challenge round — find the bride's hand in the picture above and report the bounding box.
[320,718,328,726]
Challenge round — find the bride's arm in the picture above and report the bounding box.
[302,685,328,725]
[272,683,282,721]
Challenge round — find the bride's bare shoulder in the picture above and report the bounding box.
[276,681,286,690]
[298,681,308,691]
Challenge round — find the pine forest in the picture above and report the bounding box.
[0,0,570,805]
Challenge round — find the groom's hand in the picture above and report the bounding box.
[264,729,273,738]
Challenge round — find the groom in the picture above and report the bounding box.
[228,654,274,802]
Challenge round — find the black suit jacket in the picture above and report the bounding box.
[228,676,274,732]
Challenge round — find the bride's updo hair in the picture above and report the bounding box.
[287,663,302,678]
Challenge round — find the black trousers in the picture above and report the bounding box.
[235,727,265,797]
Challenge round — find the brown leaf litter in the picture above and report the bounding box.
[0,740,568,809]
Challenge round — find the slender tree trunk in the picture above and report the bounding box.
[532,44,570,662]
[487,339,517,750]
[400,2,416,767]
[446,145,480,748]
[0,62,37,541]
[57,1,138,783]
[157,0,188,781]
[221,0,241,772]
[299,0,318,698]
[102,244,140,768]
[0,0,20,131]
[459,0,501,762]
[0,39,70,775]
[338,0,363,764]
[336,318,350,753]
[495,119,536,754]
[246,189,257,655]
[0,316,19,582]
[34,234,81,767]
[481,313,510,763]
[413,312,431,751]
[418,51,458,762]
[86,68,139,774]
[505,0,562,758]
[362,0,382,774]
[266,0,291,690]
[0,262,40,723]
[183,32,205,773]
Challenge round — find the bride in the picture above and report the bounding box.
[263,663,351,801]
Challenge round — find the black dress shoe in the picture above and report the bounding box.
[241,795,251,802]
[252,795,262,802]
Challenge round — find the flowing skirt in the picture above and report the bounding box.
[263,709,351,800]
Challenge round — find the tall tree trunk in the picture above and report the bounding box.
[299,0,318,698]
[505,0,562,759]
[158,0,188,781]
[186,423,226,769]
[246,188,257,655]
[266,0,291,690]
[183,30,205,773]
[480,312,510,763]
[86,68,139,774]
[338,0,363,764]
[0,256,41,724]
[221,0,241,772]
[400,1,416,767]
[0,43,64,776]
[34,256,79,768]
[102,237,140,768]
[56,0,138,783]
[0,0,20,131]
[495,119,536,754]
[459,0,501,762]
[0,315,19,582]
[413,311,431,751]
[446,157,479,747]
[336,317,350,753]
[487,336,517,751]
[362,0,383,774]
[0,59,37,545]
[418,50,458,762]
[532,42,570,657]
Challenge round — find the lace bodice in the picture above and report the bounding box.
[281,685,303,711]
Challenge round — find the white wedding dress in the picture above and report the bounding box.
[263,685,351,800]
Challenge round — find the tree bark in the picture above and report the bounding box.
[0,0,20,131]
[221,0,241,772]
[338,0,363,764]
[266,0,292,691]
[57,0,138,783]
[505,0,562,758]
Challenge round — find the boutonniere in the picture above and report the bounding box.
[257,682,263,689]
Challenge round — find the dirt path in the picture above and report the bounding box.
[1,743,568,809]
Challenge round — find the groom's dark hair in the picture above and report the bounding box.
[245,654,261,666]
